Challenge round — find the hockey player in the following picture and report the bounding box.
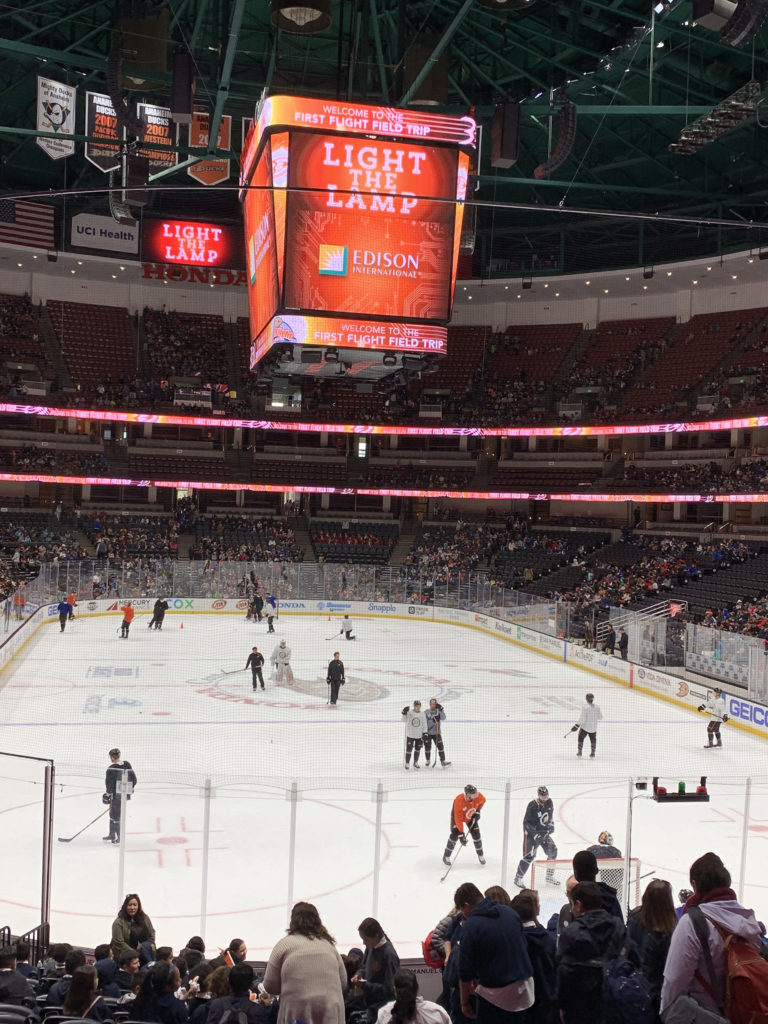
[327,652,345,705]
[587,831,622,860]
[148,598,168,630]
[119,602,134,638]
[66,591,77,620]
[425,698,451,767]
[271,639,293,684]
[57,596,72,633]
[401,699,428,769]
[698,687,729,747]
[341,615,356,640]
[103,747,137,844]
[442,784,486,865]
[514,785,558,888]
[267,612,275,633]
[570,692,603,757]
[586,831,624,899]
[246,646,265,690]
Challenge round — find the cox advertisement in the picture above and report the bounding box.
[283,132,459,321]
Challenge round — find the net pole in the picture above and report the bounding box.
[500,780,512,889]
[286,781,298,927]
[372,782,384,918]
[200,778,212,938]
[623,777,633,913]
[738,776,752,904]
[41,763,55,931]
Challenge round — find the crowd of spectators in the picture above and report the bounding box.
[189,516,303,563]
[83,513,180,560]
[1,445,110,477]
[142,309,229,383]
[546,537,753,613]
[0,512,89,571]
[363,465,475,489]
[403,521,501,578]
[1,846,761,1024]
[622,458,768,494]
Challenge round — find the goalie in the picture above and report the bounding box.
[271,639,293,684]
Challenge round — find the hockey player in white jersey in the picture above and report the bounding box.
[570,692,603,757]
[271,639,294,684]
[698,687,729,747]
[401,699,428,769]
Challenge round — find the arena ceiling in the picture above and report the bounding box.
[1,0,768,275]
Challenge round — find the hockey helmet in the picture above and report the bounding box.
[414,700,422,707]
[598,831,613,846]
[464,784,478,799]
[678,888,693,904]
[585,693,594,703]
[280,640,286,646]
[537,785,549,798]
[713,687,722,695]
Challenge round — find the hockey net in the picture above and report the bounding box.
[530,857,643,908]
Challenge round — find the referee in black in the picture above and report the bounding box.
[246,646,265,690]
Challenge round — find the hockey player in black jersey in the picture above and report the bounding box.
[514,785,558,888]
[103,748,138,844]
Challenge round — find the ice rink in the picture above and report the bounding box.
[1,608,768,959]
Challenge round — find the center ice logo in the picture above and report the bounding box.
[318,244,347,276]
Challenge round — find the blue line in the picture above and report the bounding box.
[0,718,691,728]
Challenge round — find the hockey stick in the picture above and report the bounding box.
[58,809,109,843]
[325,630,343,641]
[440,841,464,882]
[221,668,245,675]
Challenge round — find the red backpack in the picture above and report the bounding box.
[697,910,768,1024]
[421,930,445,970]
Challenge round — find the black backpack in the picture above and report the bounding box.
[218,996,249,1024]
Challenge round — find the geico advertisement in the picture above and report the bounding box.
[283,132,458,321]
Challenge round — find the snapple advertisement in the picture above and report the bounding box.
[283,133,459,321]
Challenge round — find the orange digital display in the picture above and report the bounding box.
[243,137,279,345]
[283,133,458,321]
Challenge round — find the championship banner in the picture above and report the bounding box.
[137,102,178,174]
[84,92,121,172]
[36,76,75,160]
[188,113,231,186]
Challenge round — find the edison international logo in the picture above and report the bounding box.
[318,244,348,276]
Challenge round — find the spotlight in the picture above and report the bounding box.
[270,0,331,34]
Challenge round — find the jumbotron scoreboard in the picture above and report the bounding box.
[239,95,476,381]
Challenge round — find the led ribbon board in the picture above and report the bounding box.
[240,96,476,368]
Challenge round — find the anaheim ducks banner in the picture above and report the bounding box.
[84,91,122,171]
[137,101,178,174]
[36,76,76,160]
[188,112,232,186]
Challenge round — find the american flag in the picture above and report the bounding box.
[0,198,55,250]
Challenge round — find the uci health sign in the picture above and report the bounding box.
[70,213,139,254]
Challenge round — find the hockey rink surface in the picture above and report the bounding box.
[1,610,768,958]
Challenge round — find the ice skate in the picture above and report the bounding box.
[442,761,451,767]
[443,855,451,866]
[513,875,524,889]
[478,855,486,865]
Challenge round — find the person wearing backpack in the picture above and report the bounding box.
[556,881,630,1024]
[206,963,275,1024]
[660,851,763,1023]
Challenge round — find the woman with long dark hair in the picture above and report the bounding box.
[61,965,112,1022]
[627,878,677,1020]
[131,960,189,1024]
[263,901,347,1024]
[111,893,156,964]
[376,970,450,1024]
[350,918,400,1024]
